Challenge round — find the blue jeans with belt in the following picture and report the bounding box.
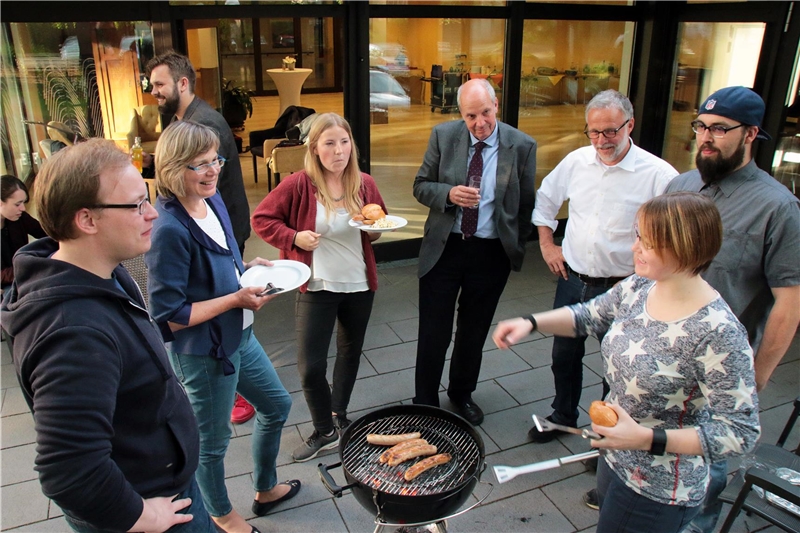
[64,476,216,533]
[169,326,291,517]
[549,269,613,426]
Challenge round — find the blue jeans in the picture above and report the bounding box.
[169,327,291,517]
[64,476,215,533]
[550,271,612,426]
[682,460,727,533]
[596,456,700,533]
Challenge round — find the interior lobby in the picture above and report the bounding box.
[2,1,799,261]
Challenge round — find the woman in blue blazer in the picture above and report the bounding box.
[146,121,300,533]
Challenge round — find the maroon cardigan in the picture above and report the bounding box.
[251,170,387,292]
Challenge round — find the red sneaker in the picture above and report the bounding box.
[231,394,255,424]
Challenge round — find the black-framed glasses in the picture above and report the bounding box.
[691,120,745,138]
[90,197,150,215]
[187,155,226,174]
[584,118,630,140]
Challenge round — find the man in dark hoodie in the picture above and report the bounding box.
[0,139,215,533]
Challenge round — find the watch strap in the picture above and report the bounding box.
[650,428,667,456]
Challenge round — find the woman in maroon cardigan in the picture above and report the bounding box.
[1,175,46,290]
[252,113,387,463]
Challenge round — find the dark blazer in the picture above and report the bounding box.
[146,193,246,373]
[413,120,537,277]
[180,96,251,249]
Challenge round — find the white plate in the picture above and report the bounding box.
[348,214,408,233]
[240,260,311,294]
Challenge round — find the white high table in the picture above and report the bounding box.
[266,68,313,114]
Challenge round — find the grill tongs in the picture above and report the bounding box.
[532,414,602,441]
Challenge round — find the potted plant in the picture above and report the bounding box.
[221,78,254,130]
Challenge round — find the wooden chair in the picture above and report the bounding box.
[127,105,162,152]
[718,396,800,533]
[268,143,307,189]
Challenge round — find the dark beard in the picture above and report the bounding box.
[696,139,746,185]
[158,87,180,116]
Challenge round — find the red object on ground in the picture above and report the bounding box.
[231,393,256,424]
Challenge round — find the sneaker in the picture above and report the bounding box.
[292,429,338,462]
[333,414,352,434]
[527,415,572,443]
[583,488,600,510]
[231,394,255,424]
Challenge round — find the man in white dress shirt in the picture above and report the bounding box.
[530,90,678,449]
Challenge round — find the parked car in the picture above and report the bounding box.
[369,70,411,109]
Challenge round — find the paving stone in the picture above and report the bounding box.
[251,498,350,532]
[362,322,403,351]
[364,340,418,374]
[2,362,20,391]
[1,387,29,417]
[0,479,49,530]
[325,353,378,382]
[387,316,419,342]
[262,339,298,369]
[758,357,799,409]
[346,368,416,413]
[1,413,36,449]
[4,517,69,532]
[476,348,532,382]
[1,443,37,485]
[512,336,555,369]
[450,488,577,532]
[541,471,600,531]
[496,368,557,405]
[285,390,312,427]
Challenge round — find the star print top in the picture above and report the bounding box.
[571,275,760,507]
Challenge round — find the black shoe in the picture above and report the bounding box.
[449,397,484,426]
[583,488,599,510]
[333,413,351,434]
[527,415,573,443]
[252,479,302,516]
[583,456,598,472]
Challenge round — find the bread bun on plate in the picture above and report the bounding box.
[589,401,618,427]
[353,204,386,225]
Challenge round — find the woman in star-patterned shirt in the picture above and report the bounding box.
[493,192,760,533]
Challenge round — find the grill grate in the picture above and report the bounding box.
[342,413,481,496]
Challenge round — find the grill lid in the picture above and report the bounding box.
[342,413,481,496]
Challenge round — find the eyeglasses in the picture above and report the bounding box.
[691,120,745,138]
[584,118,630,140]
[187,155,226,174]
[90,197,151,215]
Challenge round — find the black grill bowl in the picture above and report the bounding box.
[319,404,485,524]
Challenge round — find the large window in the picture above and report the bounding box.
[368,17,506,242]
[663,22,765,172]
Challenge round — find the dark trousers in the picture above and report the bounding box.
[596,457,700,533]
[550,270,612,426]
[414,234,511,405]
[295,290,374,434]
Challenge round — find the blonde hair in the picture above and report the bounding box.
[34,138,129,241]
[304,113,363,216]
[636,192,722,276]
[155,121,219,199]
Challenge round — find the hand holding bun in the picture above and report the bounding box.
[589,401,619,427]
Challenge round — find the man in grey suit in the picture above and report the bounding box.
[412,78,537,425]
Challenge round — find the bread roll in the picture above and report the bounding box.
[361,204,386,221]
[589,401,618,427]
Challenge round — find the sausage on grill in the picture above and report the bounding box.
[404,453,452,481]
[387,444,437,467]
[367,432,422,446]
[379,438,428,463]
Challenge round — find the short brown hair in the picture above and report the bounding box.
[636,192,722,275]
[146,50,196,93]
[155,121,219,199]
[34,138,130,241]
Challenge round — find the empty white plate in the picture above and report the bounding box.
[240,260,311,294]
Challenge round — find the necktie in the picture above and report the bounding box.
[461,141,486,239]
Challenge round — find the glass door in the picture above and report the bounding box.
[184,20,224,110]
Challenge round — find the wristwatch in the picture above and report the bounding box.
[521,315,537,331]
[650,428,667,456]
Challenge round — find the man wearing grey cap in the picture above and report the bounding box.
[666,86,800,533]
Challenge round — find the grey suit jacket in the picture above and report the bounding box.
[413,120,537,278]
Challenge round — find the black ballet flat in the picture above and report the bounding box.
[251,479,302,516]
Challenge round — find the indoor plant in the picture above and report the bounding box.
[221,78,254,129]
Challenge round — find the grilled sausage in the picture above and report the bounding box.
[387,444,437,467]
[366,432,422,446]
[404,453,452,481]
[378,438,428,463]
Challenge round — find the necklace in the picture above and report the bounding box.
[331,193,345,202]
